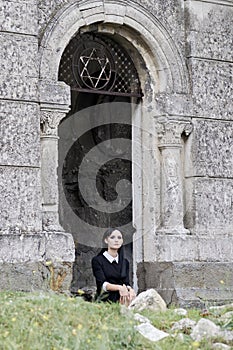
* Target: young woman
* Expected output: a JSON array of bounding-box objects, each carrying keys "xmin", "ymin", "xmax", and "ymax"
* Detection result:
[{"xmin": 92, "ymin": 228, "xmax": 136, "ymax": 304}]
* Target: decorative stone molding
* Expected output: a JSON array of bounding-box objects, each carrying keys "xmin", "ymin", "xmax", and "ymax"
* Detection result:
[
  {"xmin": 40, "ymin": 110, "xmax": 65, "ymax": 136},
  {"xmin": 157, "ymin": 120, "xmax": 193, "ymax": 147},
  {"xmin": 40, "ymin": 104, "xmax": 70, "ymax": 232},
  {"xmin": 39, "ymin": 1, "xmax": 189, "ymax": 94}
]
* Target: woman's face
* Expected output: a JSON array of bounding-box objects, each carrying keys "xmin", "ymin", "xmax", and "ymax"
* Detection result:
[{"xmin": 105, "ymin": 230, "xmax": 123, "ymax": 250}]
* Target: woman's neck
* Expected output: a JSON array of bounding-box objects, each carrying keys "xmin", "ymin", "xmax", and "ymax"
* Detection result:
[{"xmin": 107, "ymin": 248, "xmax": 118, "ymax": 258}]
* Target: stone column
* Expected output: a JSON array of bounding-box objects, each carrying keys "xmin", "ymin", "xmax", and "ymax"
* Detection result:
[
  {"xmin": 157, "ymin": 119, "xmax": 192, "ymax": 234},
  {"xmin": 40, "ymin": 106, "xmax": 69, "ymax": 231}
]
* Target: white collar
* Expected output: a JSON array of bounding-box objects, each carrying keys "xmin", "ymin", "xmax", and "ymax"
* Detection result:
[{"xmin": 103, "ymin": 251, "xmax": 119, "ymax": 263}]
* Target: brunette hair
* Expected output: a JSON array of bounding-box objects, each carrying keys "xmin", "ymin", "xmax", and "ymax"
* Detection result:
[{"xmin": 101, "ymin": 227, "xmax": 123, "ymax": 248}]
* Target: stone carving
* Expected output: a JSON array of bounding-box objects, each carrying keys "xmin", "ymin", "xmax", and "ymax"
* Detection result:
[
  {"xmin": 157, "ymin": 120, "xmax": 193, "ymax": 146},
  {"xmin": 40, "ymin": 110, "xmax": 65, "ymax": 136},
  {"xmin": 156, "ymin": 119, "xmax": 192, "ymax": 234},
  {"xmin": 40, "ymin": 108, "xmax": 67, "ymax": 232}
]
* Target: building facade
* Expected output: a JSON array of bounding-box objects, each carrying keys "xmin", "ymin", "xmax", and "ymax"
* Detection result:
[{"xmin": 0, "ymin": 0, "xmax": 232, "ymax": 306}]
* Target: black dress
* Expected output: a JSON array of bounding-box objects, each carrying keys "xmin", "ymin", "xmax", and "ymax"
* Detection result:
[{"xmin": 92, "ymin": 253, "xmax": 130, "ymax": 302}]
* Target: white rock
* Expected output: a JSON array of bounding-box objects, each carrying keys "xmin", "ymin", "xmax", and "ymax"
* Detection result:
[
  {"xmin": 129, "ymin": 289, "xmax": 167, "ymax": 312},
  {"xmin": 209, "ymin": 303, "xmax": 233, "ymax": 311},
  {"xmin": 190, "ymin": 318, "xmax": 221, "ymax": 341},
  {"xmin": 212, "ymin": 343, "xmax": 231, "ymax": 350},
  {"xmin": 171, "ymin": 318, "xmax": 196, "ymax": 331},
  {"xmin": 134, "ymin": 313, "xmax": 151, "ymax": 324},
  {"xmin": 135, "ymin": 323, "xmax": 169, "ymax": 342},
  {"xmin": 221, "ymin": 330, "xmax": 233, "ymax": 342},
  {"xmin": 173, "ymin": 308, "xmax": 187, "ymax": 316}
]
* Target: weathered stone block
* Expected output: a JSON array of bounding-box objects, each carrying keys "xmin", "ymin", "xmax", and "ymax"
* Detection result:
[
  {"xmin": 185, "ymin": 0, "xmax": 233, "ymax": 61},
  {"xmin": 0, "ymin": 234, "xmax": 45, "ymax": 263},
  {"xmin": 174, "ymin": 262, "xmax": 233, "ymax": 290},
  {"xmin": 45, "ymin": 232, "xmax": 75, "ymax": 262},
  {"xmin": 0, "ymin": 33, "xmax": 38, "ymax": 100},
  {"xmin": 0, "ymin": 262, "xmax": 50, "ymax": 291},
  {"xmin": 0, "ymin": 232, "xmax": 74, "ymax": 292},
  {"xmin": 0, "ymin": 0, "xmax": 38, "ymax": 35},
  {"xmin": 0, "ymin": 33, "xmax": 38, "ymax": 77},
  {"xmin": 190, "ymin": 59, "xmax": 232, "ymax": 119},
  {"xmin": 0, "ymin": 75, "xmax": 38, "ymax": 101},
  {"xmin": 0, "ymin": 261, "xmax": 73, "ymax": 292},
  {"xmin": 187, "ymin": 30, "xmax": 233, "ymax": 61},
  {"xmin": 0, "ymin": 232, "xmax": 74, "ymax": 263},
  {"xmin": 154, "ymin": 93, "xmax": 195, "ymax": 117},
  {"xmin": 186, "ymin": 178, "xmax": 233, "ymax": 235},
  {"xmin": 151, "ymin": 236, "xmax": 233, "ymax": 263},
  {"xmin": 138, "ymin": 262, "xmax": 233, "ymax": 306},
  {"xmin": 186, "ymin": 1, "xmax": 233, "ymax": 35},
  {"xmin": 39, "ymin": 80, "xmax": 70, "ymax": 106},
  {"xmin": 188, "ymin": 119, "xmax": 233, "ymax": 177},
  {"xmin": 0, "ymin": 101, "xmax": 40, "ymax": 167},
  {"xmin": 0, "ymin": 167, "xmax": 42, "ymax": 232}
]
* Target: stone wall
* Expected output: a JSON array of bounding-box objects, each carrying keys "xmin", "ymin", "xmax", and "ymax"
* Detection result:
[
  {"xmin": 0, "ymin": 0, "xmax": 74, "ymax": 291},
  {"xmin": 0, "ymin": 0, "xmax": 232, "ymax": 304},
  {"xmin": 0, "ymin": 0, "xmax": 40, "ymax": 233},
  {"xmin": 184, "ymin": 1, "xmax": 233, "ymax": 237}
]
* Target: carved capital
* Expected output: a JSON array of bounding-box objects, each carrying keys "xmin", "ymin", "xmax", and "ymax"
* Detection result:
[
  {"xmin": 157, "ymin": 120, "xmax": 193, "ymax": 147},
  {"xmin": 40, "ymin": 110, "xmax": 66, "ymax": 136}
]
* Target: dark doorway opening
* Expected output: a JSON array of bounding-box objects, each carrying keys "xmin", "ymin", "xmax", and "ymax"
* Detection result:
[{"xmin": 58, "ymin": 32, "xmax": 141, "ymax": 291}]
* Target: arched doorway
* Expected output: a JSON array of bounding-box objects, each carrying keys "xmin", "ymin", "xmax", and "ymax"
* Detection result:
[{"xmin": 57, "ymin": 32, "xmax": 142, "ymax": 291}]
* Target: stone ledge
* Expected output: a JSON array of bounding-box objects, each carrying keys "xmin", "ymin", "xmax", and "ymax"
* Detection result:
[
  {"xmin": 151, "ymin": 235, "xmax": 233, "ymax": 262},
  {"xmin": 0, "ymin": 232, "xmax": 75, "ymax": 263}
]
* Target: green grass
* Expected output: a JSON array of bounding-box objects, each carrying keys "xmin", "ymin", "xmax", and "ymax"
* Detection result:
[{"xmin": 0, "ymin": 292, "xmax": 232, "ymax": 350}]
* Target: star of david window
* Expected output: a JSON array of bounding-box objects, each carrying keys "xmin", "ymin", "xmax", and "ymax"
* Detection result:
[{"xmin": 59, "ymin": 33, "xmax": 142, "ymax": 98}]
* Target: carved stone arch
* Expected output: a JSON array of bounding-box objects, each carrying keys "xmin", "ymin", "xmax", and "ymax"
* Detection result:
[
  {"xmin": 38, "ymin": 0, "xmax": 192, "ymax": 291},
  {"xmin": 39, "ymin": 0, "xmax": 189, "ymax": 94}
]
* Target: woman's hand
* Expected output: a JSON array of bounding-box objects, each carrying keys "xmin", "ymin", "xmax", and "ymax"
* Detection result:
[
  {"xmin": 128, "ymin": 287, "xmax": 136, "ymax": 303},
  {"xmin": 119, "ymin": 284, "xmax": 130, "ymax": 306}
]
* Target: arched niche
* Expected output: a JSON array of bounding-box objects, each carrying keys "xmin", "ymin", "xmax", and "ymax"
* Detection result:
[{"xmin": 39, "ymin": 0, "xmax": 190, "ymax": 291}]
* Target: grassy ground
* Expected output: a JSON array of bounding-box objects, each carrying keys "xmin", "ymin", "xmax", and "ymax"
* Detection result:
[{"xmin": 0, "ymin": 292, "xmax": 232, "ymax": 350}]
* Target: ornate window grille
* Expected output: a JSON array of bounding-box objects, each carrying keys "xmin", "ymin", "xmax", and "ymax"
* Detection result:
[{"xmin": 59, "ymin": 33, "xmax": 142, "ymax": 98}]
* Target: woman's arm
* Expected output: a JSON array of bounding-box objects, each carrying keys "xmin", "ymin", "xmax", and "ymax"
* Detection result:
[
  {"xmin": 105, "ymin": 282, "xmax": 128, "ymax": 296},
  {"xmin": 106, "ymin": 283, "xmax": 129, "ymax": 305},
  {"xmin": 92, "ymin": 257, "xmax": 107, "ymax": 288}
]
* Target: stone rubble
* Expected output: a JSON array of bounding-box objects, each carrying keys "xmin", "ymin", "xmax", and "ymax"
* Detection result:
[
  {"xmin": 129, "ymin": 290, "xmax": 233, "ymax": 346},
  {"xmin": 171, "ymin": 318, "xmax": 196, "ymax": 332}
]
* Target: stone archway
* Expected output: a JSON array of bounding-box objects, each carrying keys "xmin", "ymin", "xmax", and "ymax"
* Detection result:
[{"xmin": 39, "ymin": 0, "xmax": 191, "ymax": 292}]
